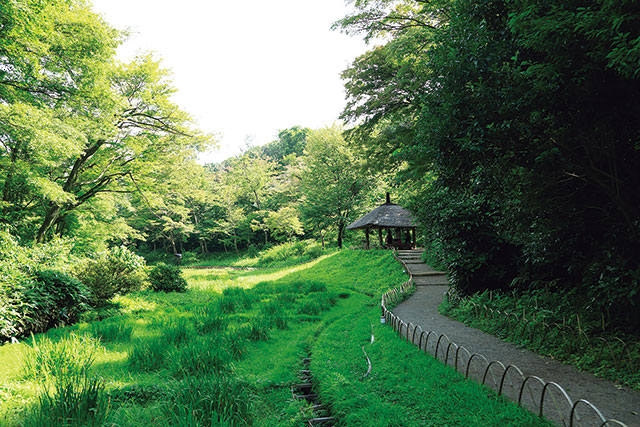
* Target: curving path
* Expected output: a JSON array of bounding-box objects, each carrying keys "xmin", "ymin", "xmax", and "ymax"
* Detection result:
[{"xmin": 392, "ymin": 250, "xmax": 640, "ymax": 426}]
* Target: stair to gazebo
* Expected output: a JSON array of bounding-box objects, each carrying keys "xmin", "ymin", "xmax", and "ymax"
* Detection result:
[{"xmin": 396, "ymin": 250, "xmax": 449, "ymax": 286}]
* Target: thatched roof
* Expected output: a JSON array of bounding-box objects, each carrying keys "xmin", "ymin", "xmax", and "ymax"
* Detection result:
[{"xmin": 347, "ymin": 201, "xmax": 418, "ymax": 230}]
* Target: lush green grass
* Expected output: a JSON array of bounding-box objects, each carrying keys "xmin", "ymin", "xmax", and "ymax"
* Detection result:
[{"xmin": 0, "ymin": 249, "xmax": 550, "ymax": 426}]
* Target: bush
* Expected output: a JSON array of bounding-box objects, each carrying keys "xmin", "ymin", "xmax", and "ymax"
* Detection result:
[
  {"xmin": 21, "ymin": 270, "xmax": 90, "ymax": 334},
  {"xmin": 149, "ymin": 263, "xmax": 187, "ymax": 293},
  {"xmin": 75, "ymin": 246, "xmax": 147, "ymax": 306},
  {"xmin": 1, "ymin": 231, "xmax": 81, "ymax": 341}
]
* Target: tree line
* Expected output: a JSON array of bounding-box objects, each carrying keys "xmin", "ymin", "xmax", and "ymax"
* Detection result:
[
  {"xmin": 0, "ymin": 0, "xmax": 385, "ymax": 256},
  {"xmin": 336, "ymin": 0, "xmax": 640, "ymax": 331}
]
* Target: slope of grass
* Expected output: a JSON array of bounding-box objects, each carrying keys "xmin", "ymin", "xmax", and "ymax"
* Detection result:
[{"xmin": 0, "ymin": 249, "xmax": 550, "ymax": 426}]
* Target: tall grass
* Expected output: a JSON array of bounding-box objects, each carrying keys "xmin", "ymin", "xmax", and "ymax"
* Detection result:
[
  {"xmin": 159, "ymin": 376, "xmax": 252, "ymax": 427},
  {"xmin": 89, "ymin": 317, "xmax": 133, "ymax": 343},
  {"xmin": 220, "ymin": 287, "xmax": 255, "ymax": 313},
  {"xmin": 169, "ymin": 336, "xmax": 232, "ymax": 377},
  {"xmin": 22, "ymin": 334, "xmax": 100, "ymax": 383},
  {"xmin": 22, "ymin": 376, "xmax": 110, "ymax": 427}
]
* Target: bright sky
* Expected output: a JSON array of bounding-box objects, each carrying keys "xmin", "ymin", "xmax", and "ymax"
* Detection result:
[{"xmin": 89, "ymin": 0, "xmax": 370, "ymax": 164}]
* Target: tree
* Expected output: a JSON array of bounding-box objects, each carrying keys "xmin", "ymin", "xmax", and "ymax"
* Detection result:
[
  {"xmin": 338, "ymin": 0, "xmax": 640, "ymax": 328},
  {"xmin": 299, "ymin": 126, "xmax": 372, "ymax": 248},
  {"xmin": 264, "ymin": 207, "xmax": 304, "ymax": 242},
  {"xmin": 263, "ymin": 126, "xmax": 309, "ymax": 164},
  {"xmin": 226, "ymin": 155, "xmax": 276, "ymax": 210}
]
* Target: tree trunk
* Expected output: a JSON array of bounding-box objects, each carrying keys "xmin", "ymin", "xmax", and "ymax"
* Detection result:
[
  {"xmin": 233, "ymin": 230, "xmax": 238, "ymax": 255},
  {"xmin": 35, "ymin": 140, "xmax": 104, "ymax": 243},
  {"xmin": 36, "ymin": 205, "xmax": 62, "ymax": 243},
  {"xmin": 337, "ymin": 221, "xmax": 344, "ymax": 249}
]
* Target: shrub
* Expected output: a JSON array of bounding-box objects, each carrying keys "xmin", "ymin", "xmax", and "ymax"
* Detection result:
[
  {"xmin": 0, "ymin": 231, "xmax": 81, "ymax": 341},
  {"xmin": 21, "ymin": 270, "xmax": 90, "ymax": 333},
  {"xmin": 75, "ymin": 246, "xmax": 147, "ymax": 306},
  {"xmin": 149, "ymin": 263, "xmax": 187, "ymax": 293}
]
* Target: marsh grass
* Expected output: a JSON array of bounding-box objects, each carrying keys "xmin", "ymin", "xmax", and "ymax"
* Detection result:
[
  {"xmin": 22, "ymin": 334, "xmax": 100, "ymax": 383},
  {"xmin": 89, "ymin": 318, "xmax": 133, "ymax": 343},
  {"xmin": 220, "ymin": 287, "xmax": 255, "ymax": 313},
  {"xmin": 160, "ymin": 376, "xmax": 252, "ymax": 427},
  {"xmin": 22, "ymin": 375, "xmax": 110, "ymax": 427},
  {"xmin": 128, "ymin": 337, "xmax": 167, "ymax": 372},
  {"xmin": 169, "ymin": 336, "xmax": 232, "ymax": 377},
  {"xmin": 195, "ymin": 304, "xmax": 229, "ymax": 334},
  {"xmin": 4, "ymin": 250, "xmax": 551, "ymax": 426}
]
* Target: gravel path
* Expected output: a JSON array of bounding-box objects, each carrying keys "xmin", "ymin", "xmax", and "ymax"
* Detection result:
[{"xmin": 392, "ymin": 263, "xmax": 640, "ymax": 426}]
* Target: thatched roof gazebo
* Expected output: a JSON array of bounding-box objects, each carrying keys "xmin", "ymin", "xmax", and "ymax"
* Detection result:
[{"xmin": 347, "ymin": 193, "xmax": 419, "ymax": 249}]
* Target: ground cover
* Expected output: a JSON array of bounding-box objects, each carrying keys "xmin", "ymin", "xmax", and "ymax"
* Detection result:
[{"xmin": 0, "ymin": 250, "xmax": 549, "ymax": 426}]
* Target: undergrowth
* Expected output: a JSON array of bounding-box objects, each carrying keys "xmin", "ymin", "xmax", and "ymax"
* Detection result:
[{"xmin": 440, "ymin": 289, "xmax": 640, "ymax": 390}]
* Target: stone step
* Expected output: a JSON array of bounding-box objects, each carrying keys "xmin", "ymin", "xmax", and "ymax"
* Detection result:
[
  {"xmin": 413, "ymin": 275, "xmax": 449, "ymax": 286},
  {"xmin": 410, "ymin": 271, "xmax": 447, "ymax": 277}
]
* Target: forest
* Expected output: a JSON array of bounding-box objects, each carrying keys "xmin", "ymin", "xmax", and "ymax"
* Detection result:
[{"xmin": 1, "ymin": 0, "xmax": 639, "ymax": 425}]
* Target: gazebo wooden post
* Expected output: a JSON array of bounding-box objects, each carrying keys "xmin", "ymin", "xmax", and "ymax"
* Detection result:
[
  {"xmin": 411, "ymin": 227, "xmax": 416, "ymax": 248},
  {"xmin": 365, "ymin": 228, "xmax": 370, "ymax": 249},
  {"xmin": 378, "ymin": 227, "xmax": 383, "ymax": 248}
]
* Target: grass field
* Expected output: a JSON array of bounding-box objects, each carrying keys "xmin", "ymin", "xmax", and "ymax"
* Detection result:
[{"xmin": 0, "ymin": 250, "xmax": 549, "ymax": 426}]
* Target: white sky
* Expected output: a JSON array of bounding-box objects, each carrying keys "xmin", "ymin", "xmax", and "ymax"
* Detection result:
[{"xmin": 89, "ymin": 0, "xmax": 370, "ymax": 164}]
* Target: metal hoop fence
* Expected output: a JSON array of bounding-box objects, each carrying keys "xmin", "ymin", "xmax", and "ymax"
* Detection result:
[{"xmin": 380, "ymin": 250, "xmax": 628, "ymax": 427}]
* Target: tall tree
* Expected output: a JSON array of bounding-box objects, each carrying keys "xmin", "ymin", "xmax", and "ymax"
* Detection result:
[{"xmin": 300, "ymin": 126, "xmax": 372, "ymax": 248}]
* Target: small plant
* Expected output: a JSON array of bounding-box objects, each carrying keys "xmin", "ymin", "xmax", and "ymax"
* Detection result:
[{"xmin": 149, "ymin": 263, "xmax": 187, "ymax": 293}]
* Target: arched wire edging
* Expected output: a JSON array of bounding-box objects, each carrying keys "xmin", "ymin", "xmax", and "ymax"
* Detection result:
[{"xmin": 380, "ymin": 249, "xmax": 629, "ymax": 427}]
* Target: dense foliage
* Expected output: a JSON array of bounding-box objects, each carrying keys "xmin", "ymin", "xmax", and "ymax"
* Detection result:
[
  {"xmin": 75, "ymin": 246, "xmax": 147, "ymax": 306},
  {"xmin": 148, "ymin": 263, "xmax": 187, "ymax": 293},
  {"xmin": 337, "ymin": 0, "xmax": 640, "ymax": 332}
]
